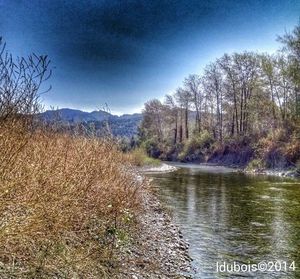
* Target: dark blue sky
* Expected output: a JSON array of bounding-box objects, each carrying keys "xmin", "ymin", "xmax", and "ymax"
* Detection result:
[{"xmin": 1, "ymin": 0, "xmax": 299, "ymax": 114}]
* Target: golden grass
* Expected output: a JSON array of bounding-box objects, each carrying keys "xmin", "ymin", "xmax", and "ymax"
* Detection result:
[{"xmin": 0, "ymin": 120, "xmax": 145, "ymax": 278}]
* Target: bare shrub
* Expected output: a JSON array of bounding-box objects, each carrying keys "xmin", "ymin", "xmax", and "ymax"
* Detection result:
[
  {"xmin": 0, "ymin": 37, "xmax": 51, "ymax": 123},
  {"xmin": 0, "ymin": 126, "xmax": 144, "ymax": 278},
  {"xmin": 0, "ymin": 38, "xmax": 146, "ymax": 278}
]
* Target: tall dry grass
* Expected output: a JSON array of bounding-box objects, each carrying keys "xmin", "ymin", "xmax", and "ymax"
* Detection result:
[{"xmin": 0, "ymin": 120, "xmax": 145, "ymax": 278}]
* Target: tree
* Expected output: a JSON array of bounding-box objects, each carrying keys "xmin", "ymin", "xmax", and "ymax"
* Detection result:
[
  {"xmin": 202, "ymin": 62, "xmax": 224, "ymax": 141},
  {"xmin": 278, "ymin": 23, "xmax": 300, "ymax": 118},
  {"xmin": 140, "ymin": 99, "xmax": 164, "ymax": 142},
  {"xmin": 260, "ymin": 54, "xmax": 278, "ymax": 123},
  {"xmin": 233, "ymin": 52, "xmax": 260, "ymax": 135},
  {"xmin": 164, "ymin": 94, "xmax": 179, "ymax": 144},
  {"xmin": 175, "ymin": 87, "xmax": 191, "ymax": 140},
  {"xmin": 218, "ymin": 54, "xmax": 239, "ymax": 136},
  {"xmin": 138, "ymin": 22, "xmax": 300, "ymax": 165},
  {"xmin": 183, "ymin": 74, "xmax": 202, "ymax": 132}
]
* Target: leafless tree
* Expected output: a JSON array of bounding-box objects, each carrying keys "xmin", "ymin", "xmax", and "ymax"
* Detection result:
[
  {"xmin": 183, "ymin": 74, "xmax": 202, "ymax": 132},
  {"xmin": 175, "ymin": 87, "xmax": 191, "ymax": 140},
  {"xmin": 203, "ymin": 62, "xmax": 224, "ymax": 141}
]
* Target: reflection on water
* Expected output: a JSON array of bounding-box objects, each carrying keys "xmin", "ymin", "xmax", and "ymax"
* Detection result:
[{"xmin": 148, "ymin": 164, "xmax": 300, "ymax": 279}]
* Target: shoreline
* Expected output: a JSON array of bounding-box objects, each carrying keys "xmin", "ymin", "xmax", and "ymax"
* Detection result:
[
  {"xmin": 116, "ymin": 190, "xmax": 192, "ymax": 279},
  {"xmin": 244, "ymin": 168, "xmax": 300, "ymax": 178},
  {"xmin": 142, "ymin": 160, "xmax": 300, "ymax": 179},
  {"xmin": 119, "ymin": 161, "xmax": 299, "ymax": 277},
  {"xmin": 113, "ymin": 165, "xmax": 192, "ymax": 278},
  {"xmin": 139, "ymin": 163, "xmax": 178, "ymax": 173},
  {"xmin": 118, "ymin": 160, "xmax": 299, "ymax": 277}
]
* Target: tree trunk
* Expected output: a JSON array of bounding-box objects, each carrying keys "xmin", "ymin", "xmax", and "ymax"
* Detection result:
[
  {"xmin": 231, "ymin": 113, "xmax": 235, "ymax": 136},
  {"xmin": 232, "ymin": 82, "xmax": 239, "ymax": 136},
  {"xmin": 179, "ymin": 107, "xmax": 183, "ymax": 142},
  {"xmin": 240, "ymin": 88, "xmax": 244, "ymax": 134},
  {"xmin": 174, "ymin": 110, "xmax": 178, "ymax": 144},
  {"xmin": 185, "ymin": 106, "xmax": 189, "ymax": 139}
]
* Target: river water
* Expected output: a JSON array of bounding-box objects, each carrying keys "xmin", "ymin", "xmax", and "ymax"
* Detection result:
[{"xmin": 147, "ymin": 163, "xmax": 300, "ymax": 279}]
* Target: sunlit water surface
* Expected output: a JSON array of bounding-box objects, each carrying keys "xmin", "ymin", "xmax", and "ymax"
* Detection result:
[{"xmin": 147, "ymin": 163, "xmax": 300, "ymax": 279}]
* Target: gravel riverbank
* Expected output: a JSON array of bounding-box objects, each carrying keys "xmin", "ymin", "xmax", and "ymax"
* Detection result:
[
  {"xmin": 244, "ymin": 168, "xmax": 300, "ymax": 178},
  {"xmin": 116, "ymin": 190, "xmax": 192, "ymax": 279},
  {"xmin": 115, "ymin": 162, "xmax": 299, "ymax": 278},
  {"xmin": 140, "ymin": 163, "xmax": 178, "ymax": 173}
]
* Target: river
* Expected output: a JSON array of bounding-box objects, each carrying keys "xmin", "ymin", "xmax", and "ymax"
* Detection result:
[{"xmin": 147, "ymin": 163, "xmax": 300, "ymax": 279}]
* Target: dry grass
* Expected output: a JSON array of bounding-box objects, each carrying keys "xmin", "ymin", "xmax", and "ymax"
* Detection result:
[{"xmin": 0, "ymin": 120, "xmax": 145, "ymax": 278}]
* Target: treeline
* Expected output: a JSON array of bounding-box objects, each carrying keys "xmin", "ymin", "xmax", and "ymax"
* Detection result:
[{"xmin": 139, "ymin": 24, "xmax": 300, "ymax": 169}]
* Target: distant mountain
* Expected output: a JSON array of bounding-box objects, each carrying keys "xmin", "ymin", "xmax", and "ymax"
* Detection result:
[
  {"xmin": 39, "ymin": 108, "xmax": 112, "ymax": 123},
  {"xmin": 38, "ymin": 108, "xmax": 142, "ymax": 137}
]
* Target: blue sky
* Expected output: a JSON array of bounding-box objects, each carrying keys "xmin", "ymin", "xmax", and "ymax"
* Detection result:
[{"xmin": 1, "ymin": 0, "xmax": 299, "ymax": 114}]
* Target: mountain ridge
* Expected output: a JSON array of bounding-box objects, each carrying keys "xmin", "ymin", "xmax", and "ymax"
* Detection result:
[{"xmin": 38, "ymin": 108, "xmax": 142, "ymax": 137}]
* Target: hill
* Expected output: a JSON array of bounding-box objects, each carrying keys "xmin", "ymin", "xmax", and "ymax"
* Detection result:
[{"xmin": 38, "ymin": 108, "xmax": 142, "ymax": 137}]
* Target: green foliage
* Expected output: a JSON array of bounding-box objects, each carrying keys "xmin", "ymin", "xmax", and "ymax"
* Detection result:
[
  {"xmin": 246, "ymin": 159, "xmax": 266, "ymax": 171},
  {"xmin": 178, "ymin": 130, "xmax": 214, "ymax": 160},
  {"xmin": 128, "ymin": 147, "xmax": 161, "ymax": 166},
  {"xmin": 140, "ymin": 137, "xmax": 162, "ymax": 158},
  {"xmin": 195, "ymin": 130, "xmax": 214, "ymax": 148}
]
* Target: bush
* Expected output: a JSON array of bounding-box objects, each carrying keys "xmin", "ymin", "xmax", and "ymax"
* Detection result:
[
  {"xmin": 0, "ymin": 121, "xmax": 144, "ymax": 278},
  {"xmin": 178, "ymin": 130, "xmax": 214, "ymax": 161},
  {"xmin": 252, "ymin": 129, "xmax": 298, "ymax": 169},
  {"xmin": 140, "ymin": 138, "xmax": 162, "ymax": 158},
  {"xmin": 246, "ymin": 159, "xmax": 266, "ymax": 171},
  {"xmin": 283, "ymin": 137, "xmax": 300, "ymax": 163},
  {"xmin": 127, "ymin": 147, "xmax": 161, "ymax": 166}
]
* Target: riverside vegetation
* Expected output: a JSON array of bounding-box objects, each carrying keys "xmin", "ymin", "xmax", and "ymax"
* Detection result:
[
  {"xmin": 138, "ymin": 23, "xmax": 300, "ymax": 176},
  {"xmin": 1, "ymin": 120, "xmax": 144, "ymax": 278},
  {"xmin": 0, "ymin": 39, "xmax": 139, "ymax": 277},
  {"xmin": 0, "ymin": 39, "xmax": 190, "ymax": 278}
]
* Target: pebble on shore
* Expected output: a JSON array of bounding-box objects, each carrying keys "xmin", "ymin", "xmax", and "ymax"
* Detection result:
[{"xmin": 116, "ymin": 191, "xmax": 192, "ymax": 279}]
